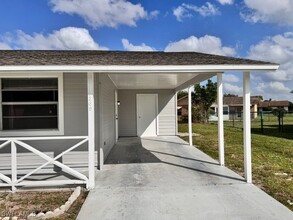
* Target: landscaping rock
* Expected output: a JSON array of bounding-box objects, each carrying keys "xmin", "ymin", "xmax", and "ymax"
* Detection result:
[
  {"xmin": 53, "ymin": 208, "xmax": 62, "ymax": 216},
  {"xmin": 27, "ymin": 213, "xmax": 36, "ymax": 220},
  {"xmin": 44, "ymin": 211, "xmax": 54, "ymax": 219},
  {"xmin": 274, "ymin": 172, "xmax": 288, "ymax": 176},
  {"xmin": 26, "ymin": 186, "xmax": 82, "ymax": 219},
  {"xmin": 36, "ymin": 212, "xmax": 46, "ymax": 218}
]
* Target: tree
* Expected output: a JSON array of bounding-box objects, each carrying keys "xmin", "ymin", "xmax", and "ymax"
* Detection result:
[
  {"xmin": 193, "ymin": 80, "xmax": 217, "ymax": 123},
  {"xmin": 177, "ymin": 91, "xmax": 188, "ymax": 99}
]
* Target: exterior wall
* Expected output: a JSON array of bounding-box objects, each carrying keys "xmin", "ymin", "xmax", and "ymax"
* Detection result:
[
  {"xmin": 118, "ymin": 89, "xmax": 176, "ymax": 136},
  {"xmin": 210, "ymin": 105, "xmax": 230, "ymax": 121},
  {"xmin": 0, "ymin": 73, "xmax": 97, "ymax": 173},
  {"xmin": 99, "ymin": 74, "xmax": 116, "ymax": 160},
  {"xmin": 64, "ymin": 73, "xmax": 88, "ymax": 136}
]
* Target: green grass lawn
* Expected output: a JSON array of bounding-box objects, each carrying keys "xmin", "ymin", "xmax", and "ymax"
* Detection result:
[{"xmin": 178, "ymin": 123, "xmax": 293, "ymax": 211}]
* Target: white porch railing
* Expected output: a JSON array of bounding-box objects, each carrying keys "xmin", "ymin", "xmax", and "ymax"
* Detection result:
[{"xmin": 0, "ymin": 136, "xmax": 92, "ymax": 191}]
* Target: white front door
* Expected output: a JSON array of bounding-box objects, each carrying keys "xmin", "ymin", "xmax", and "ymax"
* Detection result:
[{"xmin": 136, "ymin": 94, "xmax": 158, "ymax": 137}]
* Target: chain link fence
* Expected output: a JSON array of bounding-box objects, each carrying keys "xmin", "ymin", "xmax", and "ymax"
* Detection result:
[{"xmin": 209, "ymin": 111, "xmax": 293, "ymax": 135}]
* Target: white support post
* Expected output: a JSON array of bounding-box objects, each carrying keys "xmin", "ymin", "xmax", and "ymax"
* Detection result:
[
  {"xmin": 243, "ymin": 72, "xmax": 252, "ymax": 183},
  {"xmin": 98, "ymin": 76, "xmax": 104, "ymax": 170},
  {"xmin": 175, "ymin": 91, "xmax": 178, "ymax": 136},
  {"xmin": 188, "ymin": 86, "xmax": 193, "ymax": 146},
  {"xmin": 87, "ymin": 72, "xmax": 95, "ymax": 189},
  {"xmin": 217, "ymin": 73, "xmax": 224, "ymax": 166},
  {"xmin": 11, "ymin": 141, "xmax": 17, "ymax": 192}
]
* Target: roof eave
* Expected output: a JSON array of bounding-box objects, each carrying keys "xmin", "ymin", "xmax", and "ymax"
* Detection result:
[{"xmin": 0, "ymin": 64, "xmax": 279, "ymax": 73}]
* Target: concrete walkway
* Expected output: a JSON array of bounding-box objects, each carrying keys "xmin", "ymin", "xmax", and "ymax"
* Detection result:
[{"xmin": 77, "ymin": 136, "xmax": 293, "ymax": 220}]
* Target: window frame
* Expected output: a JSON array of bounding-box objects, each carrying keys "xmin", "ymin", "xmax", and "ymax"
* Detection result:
[{"xmin": 0, "ymin": 73, "xmax": 64, "ymax": 136}]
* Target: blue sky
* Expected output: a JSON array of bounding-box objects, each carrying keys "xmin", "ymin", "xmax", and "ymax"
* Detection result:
[{"xmin": 0, "ymin": 0, "xmax": 292, "ymax": 101}]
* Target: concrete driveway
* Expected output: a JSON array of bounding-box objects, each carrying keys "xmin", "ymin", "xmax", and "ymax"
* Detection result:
[{"xmin": 77, "ymin": 136, "xmax": 293, "ymax": 220}]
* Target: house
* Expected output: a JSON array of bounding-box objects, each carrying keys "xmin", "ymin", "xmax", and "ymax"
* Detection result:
[
  {"xmin": 211, "ymin": 96, "xmax": 262, "ymax": 120},
  {"xmin": 177, "ymin": 95, "xmax": 188, "ymax": 120},
  {"xmin": 0, "ymin": 50, "xmax": 278, "ymax": 191},
  {"xmin": 258, "ymin": 100, "xmax": 290, "ymax": 111},
  {"xmin": 178, "ymin": 95, "xmax": 261, "ymax": 121}
]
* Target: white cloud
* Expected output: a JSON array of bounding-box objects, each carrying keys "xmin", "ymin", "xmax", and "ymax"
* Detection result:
[
  {"xmin": 223, "ymin": 83, "xmax": 242, "ymax": 94},
  {"xmin": 255, "ymin": 82, "xmax": 291, "ymax": 101},
  {"xmin": 173, "ymin": 5, "xmax": 192, "ymax": 22},
  {"xmin": 217, "ymin": 0, "xmax": 234, "ymax": 5},
  {"xmin": 0, "ymin": 42, "xmax": 11, "ymax": 50},
  {"xmin": 122, "ymin": 39, "xmax": 155, "ymax": 51},
  {"xmin": 50, "ymin": 0, "xmax": 158, "ymax": 28},
  {"xmin": 268, "ymin": 82, "xmax": 291, "ymax": 93},
  {"xmin": 148, "ymin": 10, "xmax": 160, "ymax": 20},
  {"xmin": 248, "ymin": 32, "xmax": 293, "ymax": 101},
  {"xmin": 223, "ymin": 74, "xmax": 239, "ymax": 82},
  {"xmin": 165, "ymin": 35, "xmax": 236, "ymax": 56},
  {"xmin": 248, "ymin": 32, "xmax": 293, "ymax": 82},
  {"xmin": 173, "ymin": 2, "xmax": 220, "ymax": 21},
  {"xmin": 0, "ymin": 27, "xmax": 107, "ymax": 50},
  {"xmin": 241, "ymin": 0, "xmax": 293, "ymax": 25},
  {"xmin": 256, "ymin": 82, "xmax": 291, "ymax": 94}
]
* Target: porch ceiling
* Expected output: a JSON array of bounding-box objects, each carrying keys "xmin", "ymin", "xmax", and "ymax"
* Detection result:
[{"xmin": 108, "ymin": 73, "xmax": 215, "ymax": 90}]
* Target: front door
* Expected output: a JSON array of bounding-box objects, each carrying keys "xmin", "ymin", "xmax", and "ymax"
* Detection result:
[{"xmin": 136, "ymin": 94, "xmax": 158, "ymax": 137}]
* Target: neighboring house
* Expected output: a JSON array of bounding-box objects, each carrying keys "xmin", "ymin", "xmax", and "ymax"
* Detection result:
[
  {"xmin": 177, "ymin": 95, "xmax": 261, "ymax": 121},
  {"xmin": 177, "ymin": 95, "xmax": 188, "ymax": 120},
  {"xmin": 0, "ymin": 50, "xmax": 278, "ymax": 190},
  {"xmin": 211, "ymin": 96, "xmax": 262, "ymax": 120},
  {"xmin": 258, "ymin": 100, "xmax": 290, "ymax": 111}
]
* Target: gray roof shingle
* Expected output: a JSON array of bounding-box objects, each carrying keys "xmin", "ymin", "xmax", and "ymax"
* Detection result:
[{"xmin": 0, "ymin": 50, "xmax": 276, "ymax": 66}]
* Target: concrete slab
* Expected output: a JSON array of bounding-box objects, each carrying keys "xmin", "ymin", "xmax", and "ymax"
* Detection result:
[{"xmin": 77, "ymin": 136, "xmax": 293, "ymax": 220}]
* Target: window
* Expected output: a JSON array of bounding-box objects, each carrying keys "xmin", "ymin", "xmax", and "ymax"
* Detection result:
[
  {"xmin": 0, "ymin": 74, "xmax": 64, "ymax": 136},
  {"xmin": 223, "ymin": 107, "xmax": 229, "ymax": 115}
]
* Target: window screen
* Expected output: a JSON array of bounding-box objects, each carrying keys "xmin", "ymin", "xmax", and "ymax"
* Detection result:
[{"xmin": 1, "ymin": 78, "xmax": 58, "ymax": 130}]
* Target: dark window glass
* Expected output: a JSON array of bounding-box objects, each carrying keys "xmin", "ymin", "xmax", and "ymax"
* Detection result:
[
  {"xmin": 3, "ymin": 105, "xmax": 57, "ymax": 117},
  {"xmin": 2, "ymin": 91, "xmax": 58, "ymax": 102},
  {"xmin": 223, "ymin": 107, "xmax": 229, "ymax": 115},
  {"xmin": 3, "ymin": 117, "xmax": 58, "ymax": 130},
  {"xmin": 2, "ymin": 78, "xmax": 58, "ymax": 90},
  {"xmin": 1, "ymin": 78, "xmax": 59, "ymax": 131}
]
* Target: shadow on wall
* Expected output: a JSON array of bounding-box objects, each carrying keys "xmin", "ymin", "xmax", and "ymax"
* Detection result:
[{"xmin": 118, "ymin": 90, "xmax": 176, "ymax": 137}]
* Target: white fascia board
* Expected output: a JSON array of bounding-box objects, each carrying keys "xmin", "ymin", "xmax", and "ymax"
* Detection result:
[
  {"xmin": 0, "ymin": 64, "xmax": 279, "ymax": 73},
  {"xmin": 175, "ymin": 73, "xmax": 215, "ymax": 91}
]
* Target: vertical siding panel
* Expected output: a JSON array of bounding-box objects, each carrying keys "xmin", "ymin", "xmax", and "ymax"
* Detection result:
[
  {"xmin": 158, "ymin": 94, "xmax": 176, "ymax": 135},
  {"xmin": 100, "ymin": 75, "xmax": 116, "ymax": 160},
  {"xmin": 64, "ymin": 73, "xmax": 87, "ymax": 136},
  {"xmin": 118, "ymin": 90, "xmax": 176, "ymax": 136}
]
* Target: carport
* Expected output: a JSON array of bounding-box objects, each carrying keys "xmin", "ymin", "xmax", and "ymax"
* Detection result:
[
  {"xmin": 77, "ymin": 136, "xmax": 293, "ymax": 220},
  {"xmin": 107, "ymin": 59, "xmax": 278, "ymax": 184}
]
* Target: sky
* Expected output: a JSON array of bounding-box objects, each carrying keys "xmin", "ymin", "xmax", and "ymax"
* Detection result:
[{"xmin": 0, "ymin": 0, "xmax": 292, "ymax": 101}]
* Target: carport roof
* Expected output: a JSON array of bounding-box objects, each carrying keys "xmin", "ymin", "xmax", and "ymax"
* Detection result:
[{"xmin": 0, "ymin": 50, "xmax": 276, "ymax": 66}]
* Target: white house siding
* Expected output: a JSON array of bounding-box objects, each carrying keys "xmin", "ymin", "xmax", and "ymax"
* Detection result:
[
  {"xmin": 118, "ymin": 89, "xmax": 176, "ymax": 137},
  {"xmin": 0, "ymin": 73, "xmax": 97, "ymax": 176},
  {"xmin": 99, "ymin": 74, "xmax": 116, "ymax": 160},
  {"xmin": 64, "ymin": 73, "xmax": 88, "ymax": 136}
]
